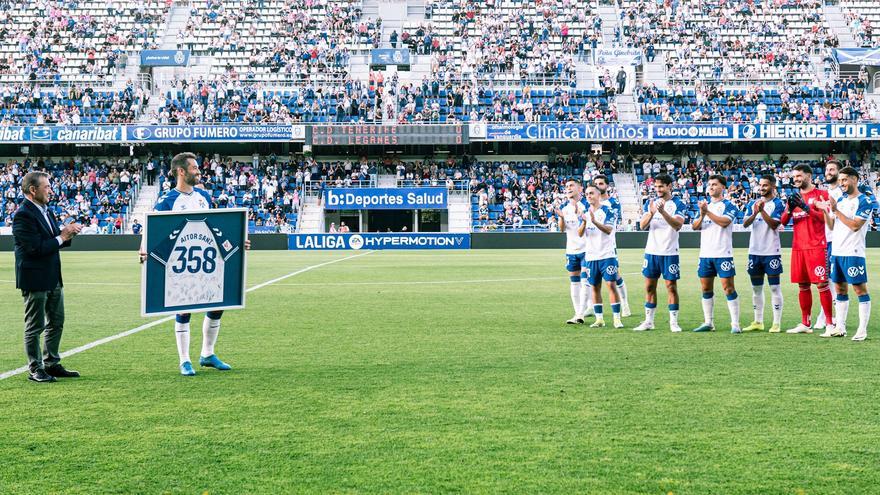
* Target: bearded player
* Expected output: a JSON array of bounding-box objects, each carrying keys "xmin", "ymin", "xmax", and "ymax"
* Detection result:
[
  {"xmin": 139, "ymin": 152, "xmax": 250, "ymax": 376},
  {"xmin": 813, "ymin": 159, "xmax": 844, "ymax": 330},
  {"xmin": 782, "ymin": 164, "xmax": 833, "ymax": 335}
]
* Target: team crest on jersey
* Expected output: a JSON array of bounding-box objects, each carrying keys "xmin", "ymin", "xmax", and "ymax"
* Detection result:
[
  {"xmin": 668, "ymin": 264, "xmax": 679, "ymax": 274},
  {"xmin": 720, "ymin": 261, "xmax": 734, "ymax": 271},
  {"xmin": 769, "ymin": 258, "xmax": 781, "ymax": 269},
  {"xmin": 848, "ymin": 266, "xmax": 866, "ymax": 277}
]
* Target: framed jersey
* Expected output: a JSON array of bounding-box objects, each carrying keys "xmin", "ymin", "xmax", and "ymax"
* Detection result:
[{"xmin": 141, "ymin": 208, "xmax": 248, "ymax": 316}]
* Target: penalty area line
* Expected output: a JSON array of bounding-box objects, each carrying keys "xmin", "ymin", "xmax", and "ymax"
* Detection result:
[{"xmin": 0, "ymin": 251, "xmax": 374, "ymax": 381}]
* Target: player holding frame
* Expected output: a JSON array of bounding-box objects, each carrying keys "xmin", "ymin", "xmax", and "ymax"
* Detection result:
[
  {"xmin": 741, "ymin": 175, "xmax": 785, "ymax": 333},
  {"xmin": 593, "ymin": 175, "xmax": 631, "ymax": 317},
  {"xmin": 691, "ymin": 174, "xmax": 742, "ymax": 333},
  {"xmin": 633, "ymin": 174, "xmax": 686, "ymax": 333},
  {"xmin": 781, "ymin": 164, "xmax": 834, "ymax": 335},
  {"xmin": 578, "ymin": 184, "xmax": 624, "ymax": 328},
  {"xmin": 817, "ymin": 166, "xmax": 872, "ymax": 341},
  {"xmin": 556, "ymin": 179, "xmax": 588, "ymax": 325},
  {"xmin": 138, "ymin": 152, "xmax": 250, "ymax": 376}
]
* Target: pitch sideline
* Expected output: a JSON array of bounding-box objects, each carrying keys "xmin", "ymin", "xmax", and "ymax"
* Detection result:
[{"xmin": 0, "ymin": 251, "xmax": 374, "ymax": 381}]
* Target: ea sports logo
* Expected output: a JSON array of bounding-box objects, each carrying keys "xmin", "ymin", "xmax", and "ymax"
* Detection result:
[
  {"xmin": 769, "ymin": 258, "xmax": 781, "ymax": 269},
  {"xmin": 668, "ymin": 264, "xmax": 679, "ymax": 274},
  {"xmin": 720, "ymin": 261, "xmax": 734, "ymax": 271},
  {"xmin": 348, "ymin": 234, "xmax": 364, "ymax": 250},
  {"xmin": 814, "ymin": 266, "xmax": 826, "ymax": 277},
  {"xmin": 605, "ymin": 265, "xmax": 617, "ymax": 275}
]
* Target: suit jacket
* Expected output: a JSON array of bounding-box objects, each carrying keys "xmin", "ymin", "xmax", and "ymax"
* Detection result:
[{"xmin": 12, "ymin": 199, "xmax": 71, "ymax": 292}]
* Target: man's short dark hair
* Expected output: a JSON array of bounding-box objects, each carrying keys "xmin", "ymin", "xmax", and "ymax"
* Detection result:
[
  {"xmin": 654, "ymin": 173, "xmax": 673, "ymax": 186},
  {"xmin": 708, "ymin": 174, "xmax": 727, "ymax": 188},
  {"xmin": 826, "ymin": 159, "xmax": 841, "ymax": 168},
  {"xmin": 170, "ymin": 152, "xmax": 197, "ymax": 179},
  {"xmin": 793, "ymin": 164, "xmax": 813, "ymax": 175},
  {"xmin": 839, "ymin": 166, "xmax": 860, "ymax": 179},
  {"xmin": 760, "ymin": 174, "xmax": 777, "ymax": 186},
  {"xmin": 565, "ymin": 178, "xmax": 582, "ymax": 186},
  {"xmin": 593, "ymin": 174, "xmax": 609, "ymax": 184},
  {"xmin": 21, "ymin": 171, "xmax": 48, "ymax": 195}
]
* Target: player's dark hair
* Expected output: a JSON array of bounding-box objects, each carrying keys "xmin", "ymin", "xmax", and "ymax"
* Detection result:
[
  {"xmin": 565, "ymin": 178, "xmax": 582, "ymax": 186},
  {"xmin": 593, "ymin": 174, "xmax": 608, "ymax": 185},
  {"xmin": 839, "ymin": 166, "xmax": 860, "ymax": 179},
  {"xmin": 826, "ymin": 159, "xmax": 841, "ymax": 169},
  {"xmin": 708, "ymin": 174, "xmax": 727, "ymax": 187},
  {"xmin": 170, "ymin": 152, "xmax": 197, "ymax": 179},
  {"xmin": 21, "ymin": 171, "xmax": 49, "ymax": 195},
  {"xmin": 760, "ymin": 174, "xmax": 777, "ymax": 186},
  {"xmin": 654, "ymin": 173, "xmax": 673, "ymax": 186},
  {"xmin": 792, "ymin": 164, "xmax": 813, "ymax": 175}
]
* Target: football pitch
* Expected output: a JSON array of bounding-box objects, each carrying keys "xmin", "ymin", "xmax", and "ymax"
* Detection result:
[{"xmin": 1, "ymin": 248, "xmax": 879, "ymax": 494}]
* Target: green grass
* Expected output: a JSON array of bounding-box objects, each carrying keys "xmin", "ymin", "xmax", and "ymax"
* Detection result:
[{"xmin": 0, "ymin": 249, "xmax": 878, "ymax": 494}]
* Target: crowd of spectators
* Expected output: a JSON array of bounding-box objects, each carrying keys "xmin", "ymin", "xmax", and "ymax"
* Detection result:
[
  {"xmin": 843, "ymin": 6, "xmax": 878, "ymax": 48},
  {"xmin": 638, "ymin": 77, "xmax": 877, "ymax": 123},
  {"xmin": 420, "ymin": 0, "xmax": 601, "ymax": 85},
  {"xmin": 618, "ymin": 0, "xmax": 837, "ymax": 83},
  {"xmin": 0, "ymin": 81, "xmax": 147, "ymax": 124},
  {"xmin": 0, "ymin": 155, "xmax": 140, "ymax": 233},
  {"xmin": 0, "ymin": 0, "xmax": 167, "ymax": 82},
  {"xmin": 394, "ymin": 75, "xmax": 617, "ymax": 123},
  {"xmin": 186, "ymin": 0, "xmax": 363, "ymax": 83},
  {"xmin": 150, "ymin": 76, "xmax": 382, "ymax": 124}
]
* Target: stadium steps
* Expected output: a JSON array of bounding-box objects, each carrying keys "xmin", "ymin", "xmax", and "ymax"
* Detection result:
[
  {"xmin": 596, "ymin": 5, "xmax": 620, "ymax": 46},
  {"xmin": 128, "ymin": 185, "xmax": 160, "ymax": 234},
  {"xmin": 298, "ymin": 196, "xmax": 324, "ymax": 233},
  {"xmin": 447, "ymin": 194, "xmax": 472, "ymax": 233},
  {"xmin": 575, "ymin": 62, "xmax": 597, "ymax": 89},
  {"xmin": 823, "ymin": 4, "xmax": 859, "ymax": 48},
  {"xmin": 642, "ymin": 53, "xmax": 669, "ymax": 90},
  {"xmin": 160, "ymin": 3, "xmax": 192, "ymax": 50},
  {"xmin": 617, "ymin": 95, "xmax": 639, "ymax": 123},
  {"xmin": 612, "ymin": 173, "xmax": 642, "ymax": 228}
]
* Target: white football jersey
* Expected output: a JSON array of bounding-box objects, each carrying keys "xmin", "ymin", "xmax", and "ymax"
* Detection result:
[
  {"xmin": 745, "ymin": 197, "xmax": 784, "ymax": 256},
  {"xmin": 644, "ymin": 197, "xmax": 687, "ymax": 256},
  {"xmin": 155, "ymin": 188, "xmax": 213, "ymax": 212},
  {"xmin": 698, "ymin": 199, "xmax": 738, "ymax": 258},
  {"xmin": 149, "ymin": 219, "xmax": 239, "ymax": 308},
  {"xmin": 831, "ymin": 192, "xmax": 872, "ymax": 257},
  {"xmin": 825, "ymin": 185, "xmax": 843, "ymax": 241},
  {"xmin": 583, "ymin": 205, "xmax": 617, "ymax": 261},
  {"xmin": 562, "ymin": 199, "xmax": 586, "ymax": 255}
]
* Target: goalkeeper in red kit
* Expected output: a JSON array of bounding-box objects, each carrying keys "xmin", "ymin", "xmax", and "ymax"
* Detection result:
[{"xmin": 781, "ymin": 164, "xmax": 834, "ymax": 334}]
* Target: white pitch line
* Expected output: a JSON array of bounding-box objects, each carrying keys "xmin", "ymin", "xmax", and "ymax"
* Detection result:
[{"xmin": 0, "ymin": 251, "xmax": 374, "ymax": 381}]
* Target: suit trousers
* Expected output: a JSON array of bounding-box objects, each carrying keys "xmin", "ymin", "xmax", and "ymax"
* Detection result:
[{"xmin": 22, "ymin": 283, "xmax": 65, "ymax": 372}]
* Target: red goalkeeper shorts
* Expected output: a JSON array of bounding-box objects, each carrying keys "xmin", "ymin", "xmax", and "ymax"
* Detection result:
[{"xmin": 790, "ymin": 248, "xmax": 828, "ymax": 284}]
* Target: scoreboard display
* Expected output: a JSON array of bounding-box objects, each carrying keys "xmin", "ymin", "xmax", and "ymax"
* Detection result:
[{"xmin": 310, "ymin": 124, "xmax": 468, "ymax": 146}]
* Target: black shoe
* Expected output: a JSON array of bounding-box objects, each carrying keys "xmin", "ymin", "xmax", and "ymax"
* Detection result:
[
  {"xmin": 45, "ymin": 364, "xmax": 80, "ymax": 378},
  {"xmin": 28, "ymin": 369, "xmax": 57, "ymax": 383}
]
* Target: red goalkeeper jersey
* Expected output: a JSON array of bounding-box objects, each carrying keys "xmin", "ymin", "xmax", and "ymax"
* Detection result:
[{"xmin": 781, "ymin": 187, "xmax": 829, "ymax": 251}]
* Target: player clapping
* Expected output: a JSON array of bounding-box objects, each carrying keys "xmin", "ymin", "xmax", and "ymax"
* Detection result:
[
  {"xmin": 741, "ymin": 175, "xmax": 785, "ymax": 333},
  {"xmin": 578, "ymin": 185, "xmax": 624, "ymax": 329}
]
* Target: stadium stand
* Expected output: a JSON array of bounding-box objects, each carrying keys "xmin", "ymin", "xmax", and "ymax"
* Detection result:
[
  {"xmin": 0, "ymin": 156, "xmax": 140, "ymax": 233},
  {"xmin": 0, "ymin": 0, "xmax": 167, "ymax": 84},
  {"xmin": 409, "ymin": 0, "xmax": 602, "ymax": 86},
  {"xmin": 618, "ymin": 0, "xmax": 837, "ymax": 84},
  {"xmin": 637, "ymin": 80, "xmax": 877, "ymax": 122},
  {"xmin": 184, "ymin": 0, "xmax": 365, "ymax": 83},
  {"xmin": 0, "ymin": 82, "xmax": 148, "ymax": 124},
  {"xmin": 840, "ymin": 0, "xmax": 880, "ymax": 47}
]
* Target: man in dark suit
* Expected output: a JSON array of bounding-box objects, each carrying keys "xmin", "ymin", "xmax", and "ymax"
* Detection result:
[{"xmin": 13, "ymin": 171, "xmax": 83, "ymax": 383}]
